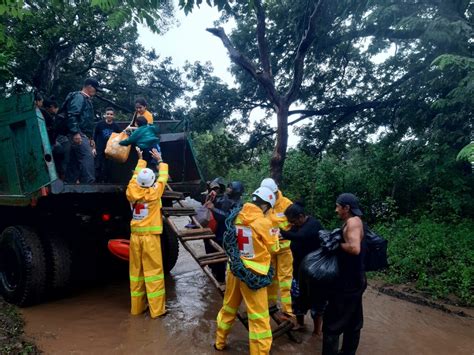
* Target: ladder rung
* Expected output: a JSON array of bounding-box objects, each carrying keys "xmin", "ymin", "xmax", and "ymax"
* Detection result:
[
  {"xmin": 272, "ymin": 321, "xmax": 294, "ymax": 339},
  {"xmin": 178, "ymin": 227, "xmax": 213, "ymax": 237},
  {"xmin": 162, "ymin": 207, "xmax": 196, "ymax": 216},
  {"xmin": 197, "ymin": 251, "xmax": 227, "ymax": 260},
  {"xmin": 199, "ymin": 257, "xmax": 228, "ymax": 266},
  {"xmin": 180, "ymin": 234, "xmax": 215, "ymax": 241},
  {"xmin": 162, "ymin": 191, "xmax": 184, "ymax": 200}
]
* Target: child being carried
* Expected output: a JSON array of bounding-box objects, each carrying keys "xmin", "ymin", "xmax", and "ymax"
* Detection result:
[{"xmin": 120, "ymin": 116, "xmax": 161, "ymax": 170}]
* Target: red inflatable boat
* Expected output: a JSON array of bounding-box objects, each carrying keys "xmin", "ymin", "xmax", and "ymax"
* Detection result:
[{"xmin": 108, "ymin": 239, "xmax": 130, "ymax": 261}]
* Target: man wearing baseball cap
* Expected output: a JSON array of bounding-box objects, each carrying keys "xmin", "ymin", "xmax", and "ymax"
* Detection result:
[
  {"xmin": 322, "ymin": 193, "xmax": 366, "ymax": 355},
  {"xmin": 60, "ymin": 77, "xmax": 102, "ymax": 183}
]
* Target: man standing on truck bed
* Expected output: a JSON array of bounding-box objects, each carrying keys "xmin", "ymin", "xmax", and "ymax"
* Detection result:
[{"xmin": 61, "ymin": 78, "xmax": 100, "ymax": 183}]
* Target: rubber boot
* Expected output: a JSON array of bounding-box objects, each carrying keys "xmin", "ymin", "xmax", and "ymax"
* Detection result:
[
  {"xmin": 340, "ymin": 330, "xmax": 360, "ymax": 355},
  {"xmin": 322, "ymin": 333, "xmax": 340, "ymax": 355}
]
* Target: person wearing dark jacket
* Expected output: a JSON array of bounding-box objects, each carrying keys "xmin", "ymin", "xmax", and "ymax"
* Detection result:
[
  {"xmin": 93, "ymin": 107, "xmax": 121, "ymax": 182},
  {"xmin": 120, "ymin": 116, "xmax": 161, "ymax": 171},
  {"xmin": 281, "ymin": 201, "xmax": 325, "ymax": 335},
  {"xmin": 40, "ymin": 96, "xmax": 60, "ymax": 144},
  {"xmin": 61, "ymin": 78, "xmax": 100, "ymax": 183},
  {"xmin": 205, "ymin": 181, "xmax": 244, "ymax": 282}
]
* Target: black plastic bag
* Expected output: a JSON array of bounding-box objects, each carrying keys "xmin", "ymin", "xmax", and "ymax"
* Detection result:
[
  {"xmin": 300, "ymin": 248, "xmax": 339, "ymax": 286},
  {"xmin": 364, "ymin": 228, "xmax": 388, "ymax": 272},
  {"xmin": 318, "ymin": 228, "xmax": 342, "ymax": 251}
]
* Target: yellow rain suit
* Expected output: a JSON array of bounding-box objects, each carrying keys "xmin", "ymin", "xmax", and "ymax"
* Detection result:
[
  {"xmin": 267, "ymin": 190, "xmax": 294, "ymax": 314},
  {"xmin": 126, "ymin": 159, "xmax": 168, "ymax": 318},
  {"xmin": 215, "ymin": 203, "xmax": 280, "ymax": 354}
]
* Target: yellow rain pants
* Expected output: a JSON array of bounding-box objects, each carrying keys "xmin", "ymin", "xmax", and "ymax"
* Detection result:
[
  {"xmin": 126, "ymin": 159, "xmax": 168, "ymax": 318},
  {"xmin": 267, "ymin": 248, "xmax": 294, "ymax": 314},
  {"xmin": 215, "ymin": 271, "xmax": 272, "ymax": 355},
  {"xmin": 129, "ymin": 233, "xmax": 166, "ymax": 318}
]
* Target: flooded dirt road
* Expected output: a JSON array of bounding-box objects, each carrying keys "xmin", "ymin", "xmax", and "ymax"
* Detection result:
[{"xmin": 22, "ymin": 246, "xmax": 474, "ymax": 354}]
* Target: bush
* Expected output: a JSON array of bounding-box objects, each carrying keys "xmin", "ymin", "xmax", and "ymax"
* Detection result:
[{"xmin": 375, "ymin": 218, "xmax": 474, "ymax": 305}]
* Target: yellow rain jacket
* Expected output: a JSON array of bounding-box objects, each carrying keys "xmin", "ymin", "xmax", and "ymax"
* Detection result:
[
  {"xmin": 126, "ymin": 159, "xmax": 168, "ymax": 235},
  {"xmin": 126, "ymin": 159, "xmax": 169, "ymax": 318},
  {"xmin": 235, "ymin": 203, "xmax": 280, "ymax": 275},
  {"xmin": 267, "ymin": 190, "xmax": 294, "ymax": 314},
  {"xmin": 268, "ymin": 191, "xmax": 293, "ymax": 249},
  {"xmin": 215, "ymin": 202, "xmax": 279, "ymax": 354}
]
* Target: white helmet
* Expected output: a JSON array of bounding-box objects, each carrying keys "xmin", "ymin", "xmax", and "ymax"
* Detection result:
[
  {"xmin": 260, "ymin": 178, "xmax": 278, "ymax": 193},
  {"xmin": 137, "ymin": 168, "xmax": 156, "ymax": 187},
  {"xmin": 252, "ymin": 186, "xmax": 276, "ymax": 208}
]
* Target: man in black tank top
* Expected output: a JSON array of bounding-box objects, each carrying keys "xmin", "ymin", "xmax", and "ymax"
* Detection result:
[{"xmin": 322, "ymin": 193, "xmax": 367, "ymax": 355}]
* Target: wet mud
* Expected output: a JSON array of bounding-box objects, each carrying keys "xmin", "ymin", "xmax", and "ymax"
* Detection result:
[{"xmin": 22, "ymin": 247, "xmax": 474, "ymax": 354}]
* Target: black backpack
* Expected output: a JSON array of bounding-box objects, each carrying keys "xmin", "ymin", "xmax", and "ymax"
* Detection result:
[{"xmin": 363, "ymin": 225, "xmax": 389, "ymax": 272}]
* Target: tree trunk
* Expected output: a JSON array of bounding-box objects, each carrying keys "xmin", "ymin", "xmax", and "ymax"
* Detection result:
[
  {"xmin": 33, "ymin": 44, "xmax": 74, "ymax": 93},
  {"xmin": 270, "ymin": 102, "xmax": 289, "ymax": 184}
]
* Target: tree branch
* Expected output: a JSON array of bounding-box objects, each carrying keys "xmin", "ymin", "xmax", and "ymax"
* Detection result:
[
  {"xmin": 285, "ymin": 0, "xmax": 324, "ymax": 103},
  {"xmin": 206, "ymin": 27, "xmax": 280, "ymax": 106},
  {"xmin": 254, "ymin": 0, "xmax": 272, "ymax": 76}
]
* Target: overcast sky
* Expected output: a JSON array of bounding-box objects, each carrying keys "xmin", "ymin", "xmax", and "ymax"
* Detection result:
[
  {"xmin": 137, "ymin": 2, "xmax": 329, "ymax": 147},
  {"xmin": 138, "ymin": 3, "xmax": 234, "ymax": 84}
]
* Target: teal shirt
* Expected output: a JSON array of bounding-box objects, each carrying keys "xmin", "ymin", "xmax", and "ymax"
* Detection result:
[{"xmin": 119, "ymin": 125, "xmax": 160, "ymax": 149}]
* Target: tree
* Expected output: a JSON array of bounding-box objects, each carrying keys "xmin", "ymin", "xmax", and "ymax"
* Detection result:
[
  {"xmin": 179, "ymin": 0, "xmax": 472, "ymax": 184},
  {"xmin": 0, "ymin": 1, "xmax": 187, "ymax": 119}
]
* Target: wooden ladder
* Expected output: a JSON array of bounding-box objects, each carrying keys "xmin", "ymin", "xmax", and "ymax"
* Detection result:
[{"xmin": 163, "ymin": 185, "xmax": 300, "ymax": 343}]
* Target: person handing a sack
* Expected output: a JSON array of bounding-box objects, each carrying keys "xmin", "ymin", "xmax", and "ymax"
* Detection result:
[{"xmin": 120, "ymin": 116, "xmax": 161, "ymax": 171}]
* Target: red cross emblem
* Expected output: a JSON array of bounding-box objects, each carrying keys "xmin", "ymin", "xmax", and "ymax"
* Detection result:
[
  {"xmin": 134, "ymin": 203, "xmax": 146, "ymax": 214},
  {"xmin": 237, "ymin": 228, "xmax": 249, "ymax": 252}
]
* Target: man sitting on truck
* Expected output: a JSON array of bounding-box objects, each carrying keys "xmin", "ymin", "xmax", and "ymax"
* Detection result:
[
  {"xmin": 126, "ymin": 147, "xmax": 169, "ymax": 318},
  {"xmin": 60, "ymin": 78, "xmax": 101, "ymax": 184}
]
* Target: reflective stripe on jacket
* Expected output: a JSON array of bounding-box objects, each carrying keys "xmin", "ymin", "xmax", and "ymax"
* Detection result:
[
  {"xmin": 235, "ymin": 203, "xmax": 280, "ymax": 275},
  {"xmin": 268, "ymin": 190, "xmax": 293, "ymax": 249},
  {"xmin": 126, "ymin": 159, "xmax": 168, "ymax": 235}
]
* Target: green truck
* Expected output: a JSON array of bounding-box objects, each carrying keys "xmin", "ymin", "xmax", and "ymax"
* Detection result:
[{"xmin": 0, "ymin": 93, "xmax": 204, "ymax": 306}]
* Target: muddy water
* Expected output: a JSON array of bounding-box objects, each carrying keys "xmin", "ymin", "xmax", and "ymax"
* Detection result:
[{"xmin": 23, "ymin": 247, "xmax": 474, "ymax": 355}]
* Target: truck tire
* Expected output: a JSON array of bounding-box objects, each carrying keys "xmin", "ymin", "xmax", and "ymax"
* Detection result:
[
  {"xmin": 0, "ymin": 226, "xmax": 47, "ymax": 306},
  {"xmin": 43, "ymin": 234, "xmax": 72, "ymax": 295},
  {"xmin": 161, "ymin": 226, "xmax": 179, "ymax": 274}
]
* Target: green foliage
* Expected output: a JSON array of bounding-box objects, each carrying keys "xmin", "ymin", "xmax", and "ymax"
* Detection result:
[
  {"xmin": 376, "ymin": 218, "xmax": 474, "ymax": 305},
  {"xmin": 457, "ymin": 142, "xmax": 474, "ymax": 163},
  {"xmin": 0, "ymin": 1, "xmax": 187, "ymax": 119},
  {"xmin": 92, "ymin": 0, "xmax": 174, "ymax": 33},
  {"xmin": 228, "ymin": 145, "xmax": 474, "ymax": 303},
  {"xmin": 0, "ymin": 297, "xmax": 38, "ymax": 354},
  {"xmin": 192, "ymin": 131, "xmax": 246, "ymax": 179},
  {"xmin": 178, "ymin": 0, "xmax": 231, "ymax": 15}
]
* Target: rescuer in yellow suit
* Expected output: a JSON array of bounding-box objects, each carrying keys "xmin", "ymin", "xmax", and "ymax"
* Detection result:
[
  {"xmin": 260, "ymin": 178, "xmax": 294, "ymax": 316},
  {"xmin": 126, "ymin": 147, "xmax": 168, "ymax": 318},
  {"xmin": 215, "ymin": 186, "xmax": 280, "ymax": 355}
]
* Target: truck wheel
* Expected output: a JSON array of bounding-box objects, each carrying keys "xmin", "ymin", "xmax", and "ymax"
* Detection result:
[
  {"xmin": 43, "ymin": 234, "xmax": 72, "ymax": 294},
  {"xmin": 0, "ymin": 226, "xmax": 47, "ymax": 306},
  {"xmin": 161, "ymin": 226, "xmax": 179, "ymax": 274}
]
